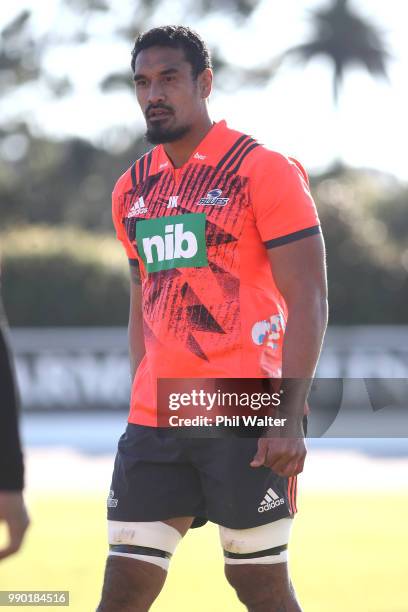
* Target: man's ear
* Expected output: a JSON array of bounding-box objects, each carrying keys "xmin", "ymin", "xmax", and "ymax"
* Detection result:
[{"xmin": 198, "ymin": 68, "xmax": 213, "ymax": 99}]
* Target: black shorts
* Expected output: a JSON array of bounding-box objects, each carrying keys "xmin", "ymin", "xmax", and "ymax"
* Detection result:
[{"xmin": 107, "ymin": 423, "xmax": 304, "ymax": 530}]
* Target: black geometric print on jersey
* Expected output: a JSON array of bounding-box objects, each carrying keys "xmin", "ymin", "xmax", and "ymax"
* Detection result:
[
  {"xmin": 130, "ymin": 150, "xmax": 153, "ymax": 187},
  {"xmin": 229, "ymin": 142, "xmax": 260, "ymax": 174},
  {"xmin": 186, "ymin": 333, "xmax": 209, "ymax": 361},
  {"xmin": 209, "ymin": 261, "xmax": 240, "ymax": 300},
  {"xmin": 179, "ymin": 164, "xmax": 214, "ymax": 204},
  {"xmin": 138, "ymin": 172, "xmax": 161, "ymax": 201},
  {"xmin": 139, "ymin": 150, "xmax": 153, "ymax": 183},
  {"xmin": 180, "ymin": 282, "xmax": 202, "ymax": 306},
  {"xmin": 209, "ymin": 301, "xmax": 240, "ymax": 337},
  {"xmin": 186, "ymin": 304, "xmax": 226, "ymax": 334},
  {"xmin": 122, "ymin": 173, "xmax": 161, "ymax": 216},
  {"xmin": 130, "ymin": 163, "xmax": 136, "ymax": 189},
  {"xmin": 205, "ymin": 220, "xmax": 238, "ymax": 246},
  {"xmin": 215, "ymin": 134, "xmax": 250, "ymax": 172},
  {"xmin": 126, "ymin": 158, "xmax": 253, "ymax": 240},
  {"xmin": 176, "ymin": 165, "xmax": 246, "ymax": 219},
  {"xmin": 175, "ymin": 166, "xmax": 250, "ymax": 242},
  {"xmin": 143, "ymin": 268, "xmax": 182, "ymax": 313},
  {"xmin": 120, "ymin": 147, "xmax": 262, "ymax": 365},
  {"xmin": 181, "ymin": 165, "xmax": 208, "ymax": 198},
  {"xmin": 222, "ymin": 137, "xmax": 256, "ymax": 173},
  {"xmin": 123, "ymin": 216, "xmax": 136, "ymax": 245},
  {"xmin": 155, "ymin": 193, "xmax": 171, "ymax": 208},
  {"xmin": 147, "ymin": 171, "xmax": 174, "ymax": 218}
]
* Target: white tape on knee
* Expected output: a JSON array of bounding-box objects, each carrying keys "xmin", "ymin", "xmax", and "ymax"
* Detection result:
[
  {"xmin": 220, "ymin": 517, "xmax": 293, "ymax": 565},
  {"xmin": 108, "ymin": 521, "xmax": 182, "ymax": 571}
]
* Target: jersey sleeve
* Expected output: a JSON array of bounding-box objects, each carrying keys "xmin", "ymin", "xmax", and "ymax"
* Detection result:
[
  {"xmin": 250, "ymin": 151, "xmax": 320, "ymax": 248},
  {"xmin": 112, "ymin": 178, "xmax": 139, "ymax": 262}
]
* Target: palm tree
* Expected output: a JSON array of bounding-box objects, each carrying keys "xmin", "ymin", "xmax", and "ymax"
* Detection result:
[{"xmin": 286, "ymin": 0, "xmax": 389, "ymax": 104}]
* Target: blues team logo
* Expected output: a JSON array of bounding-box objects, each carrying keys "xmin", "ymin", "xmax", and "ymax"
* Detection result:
[{"xmin": 198, "ymin": 188, "xmax": 229, "ymax": 206}]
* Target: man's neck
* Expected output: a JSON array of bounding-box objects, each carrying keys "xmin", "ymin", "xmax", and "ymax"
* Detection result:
[{"xmin": 163, "ymin": 114, "xmax": 213, "ymax": 169}]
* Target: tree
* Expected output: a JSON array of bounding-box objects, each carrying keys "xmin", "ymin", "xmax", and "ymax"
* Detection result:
[
  {"xmin": 0, "ymin": 0, "xmax": 262, "ymax": 137},
  {"xmin": 285, "ymin": 0, "xmax": 389, "ymax": 104},
  {"xmin": 0, "ymin": 0, "xmax": 265, "ymax": 230}
]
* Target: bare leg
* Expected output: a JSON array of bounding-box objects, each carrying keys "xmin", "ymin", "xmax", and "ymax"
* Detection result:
[{"xmin": 225, "ymin": 563, "xmax": 302, "ymax": 612}]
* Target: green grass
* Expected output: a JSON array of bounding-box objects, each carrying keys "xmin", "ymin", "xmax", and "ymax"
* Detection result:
[{"xmin": 0, "ymin": 492, "xmax": 407, "ymax": 612}]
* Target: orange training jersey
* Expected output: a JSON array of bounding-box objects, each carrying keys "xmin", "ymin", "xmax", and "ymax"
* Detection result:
[{"xmin": 112, "ymin": 120, "xmax": 320, "ymax": 426}]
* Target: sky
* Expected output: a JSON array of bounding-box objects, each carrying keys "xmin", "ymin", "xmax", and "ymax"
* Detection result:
[{"xmin": 1, "ymin": 0, "xmax": 407, "ymax": 180}]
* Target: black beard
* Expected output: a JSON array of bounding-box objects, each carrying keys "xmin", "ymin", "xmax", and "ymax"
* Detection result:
[{"xmin": 145, "ymin": 123, "xmax": 191, "ymax": 145}]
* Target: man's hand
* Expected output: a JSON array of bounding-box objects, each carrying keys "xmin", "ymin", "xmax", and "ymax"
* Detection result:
[
  {"xmin": 0, "ymin": 491, "xmax": 30, "ymax": 561},
  {"xmin": 250, "ymin": 437, "xmax": 307, "ymax": 477}
]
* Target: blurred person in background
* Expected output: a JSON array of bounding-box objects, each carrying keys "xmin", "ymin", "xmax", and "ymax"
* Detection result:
[{"xmin": 0, "ymin": 288, "xmax": 29, "ymax": 561}]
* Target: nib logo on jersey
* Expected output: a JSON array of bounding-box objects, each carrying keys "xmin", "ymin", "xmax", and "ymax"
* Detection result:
[
  {"xmin": 127, "ymin": 196, "xmax": 148, "ymax": 217},
  {"xmin": 198, "ymin": 188, "xmax": 229, "ymax": 206},
  {"xmin": 136, "ymin": 213, "xmax": 208, "ymax": 273},
  {"xmin": 258, "ymin": 488, "xmax": 284, "ymax": 513}
]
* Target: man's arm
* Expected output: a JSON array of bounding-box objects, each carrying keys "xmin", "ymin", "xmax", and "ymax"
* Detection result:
[
  {"xmin": 128, "ymin": 261, "xmax": 146, "ymax": 381},
  {"xmin": 0, "ymin": 306, "xmax": 30, "ymax": 561},
  {"xmin": 251, "ymin": 232, "xmax": 328, "ymax": 475},
  {"xmin": 268, "ymin": 232, "xmax": 328, "ymax": 378}
]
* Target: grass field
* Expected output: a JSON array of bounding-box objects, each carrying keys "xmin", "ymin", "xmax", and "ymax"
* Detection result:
[{"xmin": 1, "ymin": 491, "xmax": 407, "ymax": 612}]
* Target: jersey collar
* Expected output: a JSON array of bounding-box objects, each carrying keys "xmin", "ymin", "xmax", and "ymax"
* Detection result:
[{"xmin": 155, "ymin": 120, "xmax": 233, "ymax": 171}]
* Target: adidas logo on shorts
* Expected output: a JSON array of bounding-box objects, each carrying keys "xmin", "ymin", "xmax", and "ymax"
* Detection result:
[{"xmin": 258, "ymin": 487, "xmax": 284, "ymax": 513}]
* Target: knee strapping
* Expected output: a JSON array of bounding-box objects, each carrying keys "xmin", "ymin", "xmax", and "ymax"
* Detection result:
[
  {"xmin": 108, "ymin": 521, "xmax": 182, "ymax": 571},
  {"xmin": 220, "ymin": 517, "xmax": 293, "ymax": 565}
]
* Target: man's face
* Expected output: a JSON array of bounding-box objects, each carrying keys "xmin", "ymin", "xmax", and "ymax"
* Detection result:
[{"xmin": 133, "ymin": 46, "xmax": 210, "ymax": 144}]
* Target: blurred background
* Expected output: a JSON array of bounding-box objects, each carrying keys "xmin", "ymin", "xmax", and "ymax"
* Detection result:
[{"xmin": 0, "ymin": 0, "xmax": 407, "ymax": 610}]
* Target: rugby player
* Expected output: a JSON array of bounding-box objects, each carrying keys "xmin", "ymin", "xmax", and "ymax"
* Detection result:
[
  {"xmin": 0, "ymin": 297, "xmax": 29, "ymax": 560},
  {"xmin": 97, "ymin": 26, "xmax": 328, "ymax": 612}
]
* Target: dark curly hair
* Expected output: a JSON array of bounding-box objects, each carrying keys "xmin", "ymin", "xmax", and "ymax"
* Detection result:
[{"xmin": 131, "ymin": 25, "xmax": 212, "ymax": 79}]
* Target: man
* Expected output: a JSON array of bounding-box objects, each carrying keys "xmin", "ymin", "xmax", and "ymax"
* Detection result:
[
  {"xmin": 0, "ymin": 298, "xmax": 29, "ymax": 560},
  {"xmin": 98, "ymin": 25, "xmax": 327, "ymax": 612}
]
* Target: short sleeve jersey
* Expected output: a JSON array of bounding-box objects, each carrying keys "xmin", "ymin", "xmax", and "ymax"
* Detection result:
[{"xmin": 112, "ymin": 120, "xmax": 320, "ymax": 426}]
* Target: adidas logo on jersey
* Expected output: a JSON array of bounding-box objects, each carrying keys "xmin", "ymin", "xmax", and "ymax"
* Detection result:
[
  {"xmin": 194, "ymin": 152, "xmax": 206, "ymax": 160},
  {"xmin": 167, "ymin": 196, "xmax": 179, "ymax": 209},
  {"xmin": 258, "ymin": 487, "xmax": 284, "ymax": 513},
  {"xmin": 127, "ymin": 196, "xmax": 147, "ymax": 217}
]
